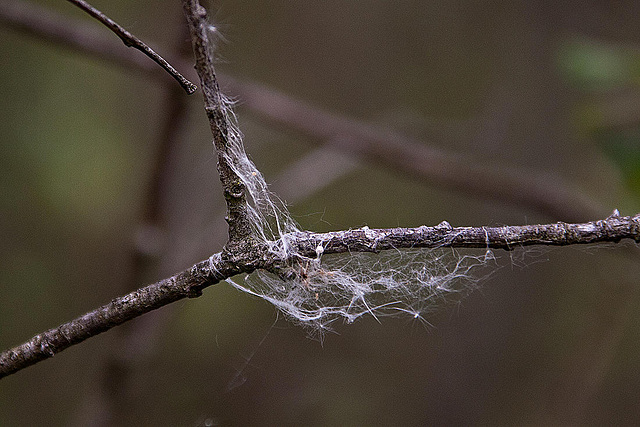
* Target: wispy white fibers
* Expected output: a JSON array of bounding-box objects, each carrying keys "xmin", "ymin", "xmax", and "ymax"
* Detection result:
[{"xmin": 215, "ymin": 74, "xmax": 491, "ymax": 338}]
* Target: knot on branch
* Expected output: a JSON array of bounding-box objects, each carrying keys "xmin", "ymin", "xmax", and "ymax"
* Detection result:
[{"xmin": 224, "ymin": 179, "xmax": 245, "ymax": 200}]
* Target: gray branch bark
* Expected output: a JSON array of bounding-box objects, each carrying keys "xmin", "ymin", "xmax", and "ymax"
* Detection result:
[
  {"xmin": 0, "ymin": 257, "xmax": 229, "ymax": 379},
  {"xmin": 289, "ymin": 211, "xmax": 640, "ymax": 257}
]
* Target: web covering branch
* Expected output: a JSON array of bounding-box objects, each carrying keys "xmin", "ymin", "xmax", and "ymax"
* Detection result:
[{"xmin": 1, "ymin": 0, "xmax": 639, "ymax": 379}]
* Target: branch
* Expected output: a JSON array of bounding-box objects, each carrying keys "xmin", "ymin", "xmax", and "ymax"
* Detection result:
[
  {"xmin": 66, "ymin": 0, "xmax": 196, "ymax": 94},
  {"xmin": 1, "ymin": 211, "xmax": 638, "ymax": 379},
  {"xmin": 288, "ymin": 211, "xmax": 640, "ymax": 258},
  {"xmin": 78, "ymin": 28, "xmax": 195, "ymax": 424},
  {"xmin": 0, "ymin": 255, "xmax": 232, "ymax": 379},
  {"xmin": 182, "ymin": 0, "xmax": 254, "ymax": 243}
]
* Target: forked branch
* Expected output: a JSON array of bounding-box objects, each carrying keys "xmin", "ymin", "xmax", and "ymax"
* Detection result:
[{"xmin": 0, "ymin": 0, "xmax": 638, "ymax": 380}]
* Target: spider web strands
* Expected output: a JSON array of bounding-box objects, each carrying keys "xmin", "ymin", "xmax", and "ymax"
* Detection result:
[
  {"xmin": 224, "ymin": 211, "xmax": 640, "ymax": 338},
  {"xmin": 236, "ymin": 246, "xmax": 491, "ymax": 338}
]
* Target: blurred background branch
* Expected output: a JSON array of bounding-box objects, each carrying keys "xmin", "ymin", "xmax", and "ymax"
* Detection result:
[{"xmin": 0, "ymin": 0, "xmax": 604, "ymax": 222}]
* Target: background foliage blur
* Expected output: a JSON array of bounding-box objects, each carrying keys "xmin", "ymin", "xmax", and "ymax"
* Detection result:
[{"xmin": 2, "ymin": 0, "xmax": 640, "ymax": 425}]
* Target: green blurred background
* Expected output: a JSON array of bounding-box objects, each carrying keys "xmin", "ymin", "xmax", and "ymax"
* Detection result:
[{"xmin": 2, "ymin": 0, "xmax": 640, "ymax": 425}]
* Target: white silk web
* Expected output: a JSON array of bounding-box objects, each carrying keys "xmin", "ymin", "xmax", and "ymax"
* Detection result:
[{"xmin": 213, "ymin": 87, "xmax": 492, "ymax": 337}]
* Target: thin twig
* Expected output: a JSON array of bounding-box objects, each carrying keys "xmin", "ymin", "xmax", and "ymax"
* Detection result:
[
  {"xmin": 1, "ymin": 212, "xmax": 639, "ymax": 379},
  {"xmin": 66, "ymin": 0, "xmax": 196, "ymax": 94}
]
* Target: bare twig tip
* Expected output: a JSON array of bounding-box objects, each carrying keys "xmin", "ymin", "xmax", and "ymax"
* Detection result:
[
  {"xmin": 68, "ymin": 0, "xmax": 197, "ymax": 94},
  {"xmin": 185, "ymin": 81, "xmax": 198, "ymax": 94}
]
